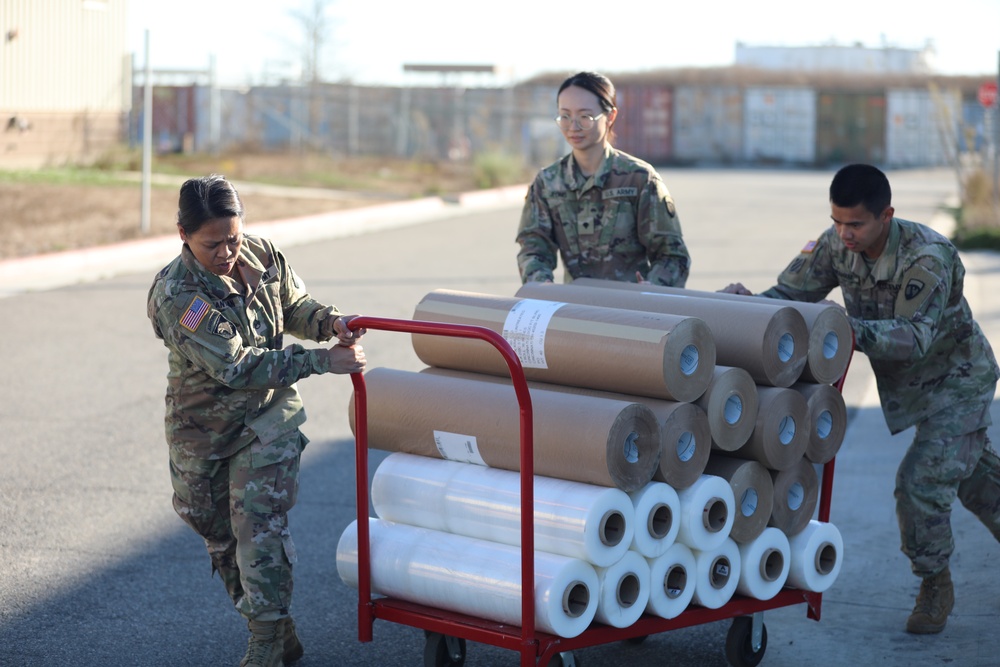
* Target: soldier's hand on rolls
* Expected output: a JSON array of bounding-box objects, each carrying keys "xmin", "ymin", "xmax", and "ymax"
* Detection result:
[{"xmin": 719, "ymin": 282, "xmax": 754, "ymax": 296}]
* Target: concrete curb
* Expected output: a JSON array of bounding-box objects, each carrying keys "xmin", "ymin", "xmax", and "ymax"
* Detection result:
[{"xmin": 0, "ymin": 184, "xmax": 530, "ymax": 298}]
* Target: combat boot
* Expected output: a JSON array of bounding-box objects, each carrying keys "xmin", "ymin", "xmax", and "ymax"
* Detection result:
[
  {"xmin": 906, "ymin": 567, "xmax": 954, "ymax": 634},
  {"xmin": 280, "ymin": 617, "xmax": 304, "ymax": 664},
  {"xmin": 240, "ymin": 619, "xmax": 285, "ymax": 667}
]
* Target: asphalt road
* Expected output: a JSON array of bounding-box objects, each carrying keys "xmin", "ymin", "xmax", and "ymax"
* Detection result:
[{"xmin": 1, "ymin": 167, "xmax": 998, "ymax": 666}]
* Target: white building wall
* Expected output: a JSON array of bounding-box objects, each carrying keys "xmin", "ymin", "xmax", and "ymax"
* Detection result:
[{"xmin": 1, "ymin": 0, "xmax": 129, "ymax": 112}]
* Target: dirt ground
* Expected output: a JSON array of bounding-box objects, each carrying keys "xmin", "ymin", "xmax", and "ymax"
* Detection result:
[{"xmin": 0, "ymin": 153, "xmax": 494, "ymax": 259}]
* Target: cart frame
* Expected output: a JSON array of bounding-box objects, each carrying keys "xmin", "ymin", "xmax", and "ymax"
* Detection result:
[{"xmin": 347, "ymin": 315, "xmax": 852, "ymax": 666}]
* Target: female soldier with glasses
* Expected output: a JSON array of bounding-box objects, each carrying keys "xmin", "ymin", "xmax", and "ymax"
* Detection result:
[{"xmin": 516, "ymin": 71, "xmax": 690, "ymax": 286}]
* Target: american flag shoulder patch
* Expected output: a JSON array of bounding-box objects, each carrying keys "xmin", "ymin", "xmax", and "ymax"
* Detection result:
[
  {"xmin": 801, "ymin": 240, "xmax": 817, "ymax": 253},
  {"xmin": 180, "ymin": 295, "xmax": 211, "ymax": 332}
]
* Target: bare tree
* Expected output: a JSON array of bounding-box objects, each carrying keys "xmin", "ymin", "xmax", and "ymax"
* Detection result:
[{"xmin": 287, "ymin": 0, "xmax": 337, "ymax": 85}]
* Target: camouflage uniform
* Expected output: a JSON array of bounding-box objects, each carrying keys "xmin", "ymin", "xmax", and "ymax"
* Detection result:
[
  {"xmin": 148, "ymin": 235, "xmax": 343, "ymax": 621},
  {"xmin": 760, "ymin": 217, "xmax": 1000, "ymax": 575},
  {"xmin": 516, "ymin": 146, "xmax": 690, "ymax": 286}
]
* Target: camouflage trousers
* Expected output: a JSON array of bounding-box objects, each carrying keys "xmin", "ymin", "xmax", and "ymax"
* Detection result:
[
  {"xmin": 895, "ymin": 391, "xmax": 1000, "ymax": 577},
  {"xmin": 168, "ymin": 431, "xmax": 304, "ymax": 621}
]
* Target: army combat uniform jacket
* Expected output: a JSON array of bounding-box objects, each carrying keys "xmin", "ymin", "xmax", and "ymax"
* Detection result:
[
  {"xmin": 760, "ymin": 217, "xmax": 999, "ymax": 434},
  {"xmin": 516, "ymin": 146, "xmax": 690, "ymax": 286},
  {"xmin": 147, "ymin": 235, "xmax": 342, "ymax": 461}
]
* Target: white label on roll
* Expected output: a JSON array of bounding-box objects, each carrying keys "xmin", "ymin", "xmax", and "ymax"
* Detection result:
[
  {"xmin": 502, "ymin": 299, "xmax": 566, "ymax": 369},
  {"xmin": 433, "ymin": 430, "xmax": 486, "ymax": 465}
]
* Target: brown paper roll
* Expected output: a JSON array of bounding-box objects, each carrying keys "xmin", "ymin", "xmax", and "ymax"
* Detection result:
[
  {"xmin": 350, "ymin": 367, "xmax": 661, "ymax": 491},
  {"xmin": 768, "ymin": 457, "xmax": 820, "ymax": 536},
  {"xmin": 524, "ymin": 280, "xmax": 807, "ymax": 388},
  {"xmin": 693, "ymin": 366, "xmax": 760, "ymax": 453},
  {"xmin": 703, "ymin": 455, "xmax": 775, "ymax": 544},
  {"xmin": 730, "ymin": 386, "xmax": 809, "ymax": 471},
  {"xmin": 422, "ymin": 368, "xmax": 711, "ymax": 491},
  {"xmin": 412, "ymin": 289, "xmax": 716, "ymax": 402},
  {"xmin": 792, "ymin": 382, "xmax": 848, "ymax": 464},
  {"xmin": 571, "ymin": 279, "xmax": 851, "ymax": 386},
  {"xmin": 793, "ymin": 305, "xmax": 853, "ymax": 385}
]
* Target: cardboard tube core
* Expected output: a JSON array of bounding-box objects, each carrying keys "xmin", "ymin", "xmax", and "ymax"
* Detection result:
[
  {"xmin": 599, "ymin": 510, "xmax": 627, "ymax": 547},
  {"xmin": 702, "ymin": 496, "xmax": 729, "ymax": 532},
  {"xmin": 815, "ymin": 541, "xmax": 837, "ymax": 575},
  {"xmin": 648, "ymin": 503, "xmax": 673, "ymax": 540},
  {"xmin": 710, "ymin": 556, "xmax": 732, "ymax": 590},
  {"xmin": 665, "ymin": 564, "xmax": 688, "ymax": 599},
  {"xmin": 760, "ymin": 547, "xmax": 784, "ymax": 582},
  {"xmin": 724, "ymin": 394, "xmax": 743, "ymax": 425},
  {"xmin": 564, "ymin": 581, "xmax": 590, "ymax": 618},
  {"xmin": 616, "ymin": 573, "xmax": 641, "ymax": 607}
]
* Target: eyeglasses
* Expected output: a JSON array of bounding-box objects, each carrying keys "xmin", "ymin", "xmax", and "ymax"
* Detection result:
[{"xmin": 554, "ymin": 113, "xmax": 605, "ymax": 130}]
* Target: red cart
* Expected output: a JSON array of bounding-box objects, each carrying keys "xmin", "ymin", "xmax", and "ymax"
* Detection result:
[{"xmin": 348, "ymin": 315, "xmax": 853, "ymax": 667}]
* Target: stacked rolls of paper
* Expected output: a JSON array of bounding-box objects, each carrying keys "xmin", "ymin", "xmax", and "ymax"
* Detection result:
[
  {"xmin": 593, "ymin": 550, "xmax": 651, "ymax": 628},
  {"xmin": 567, "ymin": 280, "xmax": 852, "ymax": 386},
  {"xmin": 372, "ymin": 453, "xmax": 635, "ymax": 567},
  {"xmin": 768, "ymin": 457, "xmax": 820, "ymax": 536},
  {"xmin": 787, "ymin": 520, "xmax": 844, "ymax": 593},
  {"xmin": 693, "ymin": 366, "xmax": 760, "ymax": 453},
  {"xmin": 645, "ymin": 542, "xmax": 697, "ymax": 619},
  {"xmin": 536, "ymin": 279, "xmax": 809, "ymax": 388},
  {"xmin": 792, "ymin": 381, "xmax": 848, "ymax": 464},
  {"xmin": 628, "ymin": 481, "xmax": 681, "ymax": 559},
  {"xmin": 427, "ymin": 369, "xmax": 712, "ymax": 492},
  {"xmin": 691, "ymin": 537, "xmax": 742, "ymax": 609},
  {"xmin": 337, "ymin": 518, "xmax": 599, "ymax": 638},
  {"xmin": 731, "ymin": 386, "xmax": 809, "ymax": 471},
  {"xmin": 412, "ymin": 289, "xmax": 716, "ymax": 402},
  {"xmin": 703, "ymin": 455, "xmax": 774, "ymax": 544},
  {"xmin": 350, "ymin": 367, "xmax": 661, "ymax": 492},
  {"xmin": 736, "ymin": 527, "xmax": 791, "ymax": 600},
  {"xmin": 675, "ymin": 474, "xmax": 735, "ymax": 551}
]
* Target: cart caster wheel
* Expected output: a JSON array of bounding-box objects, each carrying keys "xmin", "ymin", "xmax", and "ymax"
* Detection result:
[
  {"xmin": 423, "ymin": 632, "xmax": 466, "ymax": 667},
  {"xmin": 725, "ymin": 615, "xmax": 767, "ymax": 667},
  {"xmin": 548, "ymin": 651, "xmax": 579, "ymax": 667}
]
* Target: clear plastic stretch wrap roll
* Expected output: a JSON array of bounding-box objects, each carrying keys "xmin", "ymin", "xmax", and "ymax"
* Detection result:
[
  {"xmin": 675, "ymin": 474, "xmax": 735, "ymax": 551},
  {"xmin": 593, "ymin": 550, "xmax": 651, "ymax": 628},
  {"xmin": 736, "ymin": 527, "xmax": 791, "ymax": 601},
  {"xmin": 691, "ymin": 537, "xmax": 742, "ymax": 609},
  {"xmin": 336, "ymin": 518, "xmax": 600, "ymax": 639},
  {"xmin": 372, "ymin": 452, "xmax": 635, "ymax": 567},
  {"xmin": 787, "ymin": 520, "xmax": 844, "ymax": 593},
  {"xmin": 645, "ymin": 542, "xmax": 697, "ymax": 619},
  {"xmin": 628, "ymin": 481, "xmax": 681, "ymax": 559},
  {"xmin": 535, "ymin": 279, "xmax": 809, "ymax": 388}
]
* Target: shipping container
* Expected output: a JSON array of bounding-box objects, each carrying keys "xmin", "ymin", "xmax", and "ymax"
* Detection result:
[
  {"xmin": 614, "ymin": 84, "xmax": 674, "ymax": 165},
  {"xmin": 958, "ymin": 97, "xmax": 990, "ymax": 153},
  {"xmin": 672, "ymin": 85, "xmax": 743, "ymax": 164},
  {"xmin": 743, "ymin": 87, "xmax": 817, "ymax": 165},
  {"xmin": 514, "ymin": 83, "xmax": 565, "ymax": 167},
  {"xmin": 814, "ymin": 91, "xmax": 886, "ymax": 165},
  {"xmin": 885, "ymin": 87, "xmax": 961, "ymax": 167}
]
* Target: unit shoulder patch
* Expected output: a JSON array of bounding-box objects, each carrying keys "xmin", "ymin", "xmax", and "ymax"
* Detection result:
[{"xmin": 895, "ymin": 263, "xmax": 940, "ymax": 319}]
